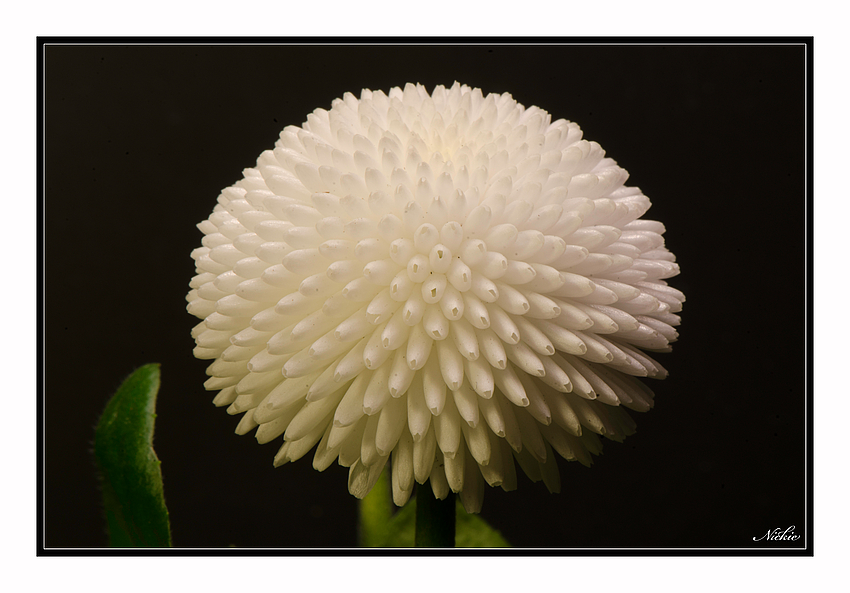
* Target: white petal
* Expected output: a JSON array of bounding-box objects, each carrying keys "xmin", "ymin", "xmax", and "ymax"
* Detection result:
[{"xmin": 189, "ymin": 83, "xmax": 684, "ymax": 511}]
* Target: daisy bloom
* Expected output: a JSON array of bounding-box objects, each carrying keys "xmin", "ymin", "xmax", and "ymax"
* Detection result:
[{"xmin": 187, "ymin": 83, "xmax": 684, "ymax": 513}]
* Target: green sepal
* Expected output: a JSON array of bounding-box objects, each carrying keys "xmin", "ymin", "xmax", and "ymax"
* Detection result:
[{"xmin": 94, "ymin": 364, "xmax": 172, "ymax": 547}]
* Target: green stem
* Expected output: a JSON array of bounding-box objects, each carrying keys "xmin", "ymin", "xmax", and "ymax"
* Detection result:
[{"xmin": 414, "ymin": 484, "xmax": 456, "ymax": 547}]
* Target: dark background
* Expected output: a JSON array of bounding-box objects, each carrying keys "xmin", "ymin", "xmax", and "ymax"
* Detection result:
[{"xmin": 43, "ymin": 42, "xmax": 808, "ymax": 550}]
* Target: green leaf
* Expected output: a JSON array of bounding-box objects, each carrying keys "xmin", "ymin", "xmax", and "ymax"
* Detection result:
[
  {"xmin": 359, "ymin": 466, "xmax": 393, "ymax": 546},
  {"xmin": 94, "ymin": 364, "xmax": 171, "ymax": 547},
  {"xmin": 454, "ymin": 506, "xmax": 511, "ymax": 548},
  {"xmin": 376, "ymin": 493, "xmax": 510, "ymax": 548}
]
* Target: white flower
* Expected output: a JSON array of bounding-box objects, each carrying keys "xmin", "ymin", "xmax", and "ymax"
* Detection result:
[{"xmin": 187, "ymin": 83, "xmax": 684, "ymax": 513}]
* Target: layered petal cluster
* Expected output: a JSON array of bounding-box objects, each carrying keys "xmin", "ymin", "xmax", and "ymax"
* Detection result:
[{"xmin": 187, "ymin": 83, "xmax": 684, "ymax": 513}]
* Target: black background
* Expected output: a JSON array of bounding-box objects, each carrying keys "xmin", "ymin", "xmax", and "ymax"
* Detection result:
[{"xmin": 43, "ymin": 42, "xmax": 808, "ymax": 550}]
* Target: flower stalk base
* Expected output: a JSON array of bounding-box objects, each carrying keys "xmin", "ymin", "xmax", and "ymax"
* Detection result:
[{"xmin": 415, "ymin": 485, "xmax": 456, "ymax": 547}]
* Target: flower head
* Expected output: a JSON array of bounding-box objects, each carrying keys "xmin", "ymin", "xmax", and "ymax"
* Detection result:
[{"xmin": 187, "ymin": 83, "xmax": 684, "ymax": 513}]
